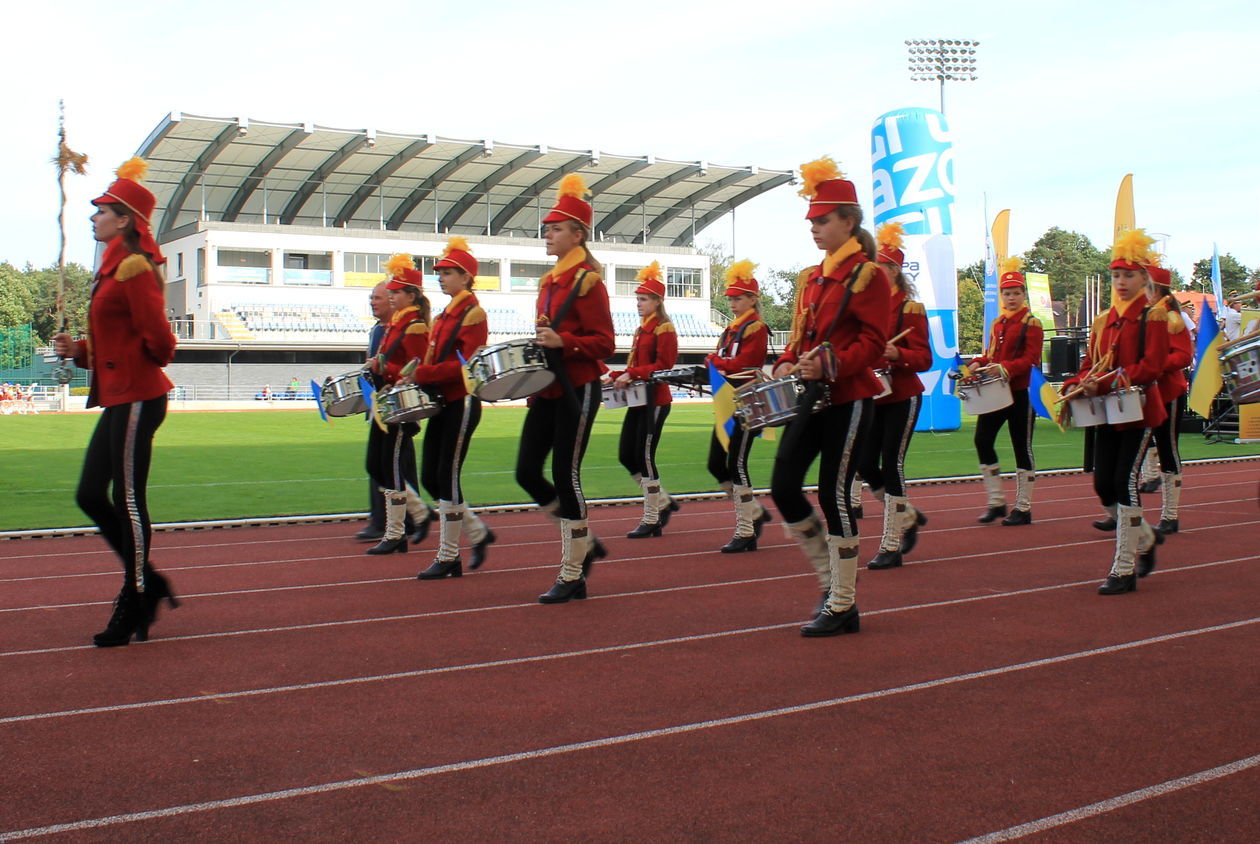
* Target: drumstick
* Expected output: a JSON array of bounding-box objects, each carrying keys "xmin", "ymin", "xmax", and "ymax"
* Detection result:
[
  {"xmin": 888, "ymin": 328, "xmax": 913, "ymax": 344},
  {"xmin": 1053, "ymin": 369, "xmax": 1119, "ymax": 403},
  {"xmin": 1228, "ymin": 290, "xmax": 1260, "ymax": 304}
]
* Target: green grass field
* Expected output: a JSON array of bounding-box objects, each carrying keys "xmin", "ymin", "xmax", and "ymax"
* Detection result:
[{"xmin": 2, "ymin": 405, "xmax": 1256, "ymax": 531}]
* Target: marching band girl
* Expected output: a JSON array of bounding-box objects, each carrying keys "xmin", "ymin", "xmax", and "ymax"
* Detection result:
[
  {"xmin": 706, "ymin": 261, "xmax": 772, "ymax": 553},
  {"xmin": 364, "ymin": 254, "xmax": 431, "ymax": 555},
  {"xmin": 609, "ymin": 262, "xmax": 680, "ymax": 538},
  {"xmin": 1062, "ymin": 230, "xmax": 1169, "ymax": 593},
  {"xmin": 52, "ymin": 157, "xmax": 179, "ymax": 646},
  {"xmin": 518, "ymin": 175, "xmax": 616, "ymax": 603},
  {"xmin": 771, "ymin": 158, "xmax": 890, "ymax": 637},
  {"xmin": 859, "ymin": 223, "xmax": 933, "ymax": 569},
  {"xmin": 410, "ymin": 237, "xmax": 495, "ymax": 577},
  {"xmin": 1144, "ymin": 265, "xmax": 1193, "ymax": 535},
  {"xmin": 969, "ymin": 258, "xmax": 1043, "ymax": 525}
]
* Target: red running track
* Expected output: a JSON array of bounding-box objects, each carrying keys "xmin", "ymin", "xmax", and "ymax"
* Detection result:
[{"xmin": 1, "ymin": 463, "xmax": 1258, "ymax": 842}]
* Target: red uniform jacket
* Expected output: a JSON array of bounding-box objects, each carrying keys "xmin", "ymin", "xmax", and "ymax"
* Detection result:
[
  {"xmin": 878, "ymin": 289, "xmax": 932, "ymax": 405},
  {"xmin": 411, "ymin": 291, "xmax": 487, "ymax": 402},
  {"xmin": 1152, "ymin": 298, "xmax": 1192, "ymax": 401},
  {"xmin": 970, "ymin": 306, "xmax": 1043, "ymax": 391},
  {"xmin": 71, "ymin": 242, "xmax": 176, "ymax": 408},
  {"xmin": 1064, "ymin": 299, "xmax": 1169, "ymax": 430},
  {"xmin": 777, "ymin": 242, "xmax": 890, "ymax": 405},
  {"xmin": 535, "ymin": 251, "xmax": 616, "ymax": 399},
  {"xmin": 707, "ymin": 310, "xmax": 768, "ymax": 375},
  {"xmin": 378, "ymin": 305, "xmax": 429, "ymax": 387},
  {"xmin": 609, "ymin": 313, "xmax": 678, "ymax": 405}
]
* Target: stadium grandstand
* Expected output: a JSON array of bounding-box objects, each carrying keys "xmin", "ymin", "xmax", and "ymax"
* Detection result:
[{"xmin": 130, "ymin": 112, "xmax": 793, "ymax": 398}]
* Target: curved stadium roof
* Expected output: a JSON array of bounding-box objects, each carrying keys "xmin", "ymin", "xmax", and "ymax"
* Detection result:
[{"xmin": 137, "ymin": 112, "xmax": 794, "ymax": 248}]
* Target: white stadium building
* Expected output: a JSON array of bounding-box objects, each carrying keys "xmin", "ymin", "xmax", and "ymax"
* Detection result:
[{"xmin": 136, "ymin": 113, "xmax": 793, "ymax": 397}]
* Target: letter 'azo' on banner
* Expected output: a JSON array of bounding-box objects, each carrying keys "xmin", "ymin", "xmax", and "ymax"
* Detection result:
[{"xmin": 871, "ymin": 106, "xmax": 960, "ymax": 432}]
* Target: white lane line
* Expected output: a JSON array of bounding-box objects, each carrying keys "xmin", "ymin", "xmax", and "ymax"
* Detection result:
[
  {"xmin": 3, "ymin": 555, "xmax": 1256, "ymax": 714},
  {"xmin": 957, "ymin": 752, "xmax": 1260, "ymax": 842},
  {"xmin": 4, "ymin": 616, "xmax": 1257, "ymax": 841}
]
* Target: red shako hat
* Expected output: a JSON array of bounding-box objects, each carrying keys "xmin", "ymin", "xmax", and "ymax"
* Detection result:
[
  {"xmin": 1110, "ymin": 229, "xmax": 1157, "ymax": 271},
  {"xmin": 384, "ymin": 253, "xmax": 424, "ymax": 290},
  {"xmin": 433, "ymin": 235, "xmax": 478, "ymax": 277},
  {"xmin": 799, "ymin": 157, "xmax": 859, "ymax": 220},
  {"xmin": 999, "ymin": 257, "xmax": 1026, "ymax": 289},
  {"xmin": 875, "ymin": 222, "xmax": 905, "ymax": 266},
  {"xmin": 1148, "ymin": 265, "xmax": 1172, "ymax": 288},
  {"xmin": 91, "ymin": 156, "xmax": 164, "ymax": 263},
  {"xmin": 723, "ymin": 259, "xmax": 759, "ymax": 296},
  {"xmin": 542, "ymin": 173, "xmax": 593, "ymax": 229},
  {"xmin": 634, "ymin": 261, "xmax": 665, "ymax": 297}
]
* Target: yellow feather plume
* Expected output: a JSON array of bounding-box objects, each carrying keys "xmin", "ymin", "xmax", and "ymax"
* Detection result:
[
  {"xmin": 556, "ymin": 173, "xmax": 589, "ymax": 200},
  {"xmin": 724, "ymin": 259, "xmax": 757, "ymax": 285},
  {"xmin": 1111, "ymin": 228, "xmax": 1157, "ymax": 266},
  {"xmin": 443, "ymin": 236, "xmax": 469, "ymax": 257},
  {"xmin": 385, "ymin": 253, "xmax": 415, "ymax": 278},
  {"xmin": 876, "ymin": 222, "xmax": 905, "ymax": 251},
  {"xmin": 798, "ymin": 156, "xmax": 843, "ymax": 199},
  {"xmin": 999, "ymin": 256, "xmax": 1024, "ymax": 276},
  {"xmin": 115, "ymin": 156, "xmax": 148, "ymax": 183},
  {"xmin": 635, "ymin": 260, "xmax": 663, "ymax": 283}
]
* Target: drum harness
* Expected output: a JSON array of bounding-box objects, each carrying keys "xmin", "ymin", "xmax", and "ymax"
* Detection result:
[
  {"xmin": 793, "ymin": 264, "xmax": 859, "ymax": 417},
  {"xmin": 539, "ymin": 269, "xmax": 591, "ymax": 413}
]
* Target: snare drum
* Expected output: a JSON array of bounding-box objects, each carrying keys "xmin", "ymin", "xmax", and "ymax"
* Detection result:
[
  {"xmin": 872, "ymin": 368, "xmax": 892, "ymax": 400},
  {"xmin": 1219, "ymin": 333, "xmax": 1260, "ymax": 404},
  {"xmin": 379, "ymin": 384, "xmax": 443, "ymax": 424},
  {"xmin": 320, "ymin": 370, "xmax": 369, "ymax": 417},
  {"xmin": 733, "ymin": 375, "xmax": 829, "ymax": 431},
  {"xmin": 601, "ymin": 381, "xmax": 648, "ymax": 409},
  {"xmin": 1068, "ymin": 395, "xmax": 1107, "ymax": 427},
  {"xmin": 1103, "ymin": 386, "xmax": 1145, "ymax": 424},
  {"xmin": 957, "ymin": 374, "xmax": 1013, "ymax": 416},
  {"xmin": 468, "ymin": 339, "xmax": 555, "ymax": 402}
]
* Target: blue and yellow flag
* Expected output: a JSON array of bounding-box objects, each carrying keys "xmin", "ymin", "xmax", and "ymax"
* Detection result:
[
  {"xmin": 456, "ymin": 350, "xmax": 476, "ymax": 396},
  {"xmin": 1188, "ymin": 301, "xmax": 1224, "ymax": 419},
  {"xmin": 1027, "ymin": 366, "xmax": 1057, "ymax": 421},
  {"xmin": 708, "ymin": 362, "xmax": 738, "ymax": 451},
  {"xmin": 950, "ymin": 353, "xmax": 971, "ymax": 380},
  {"xmin": 310, "ymin": 380, "xmax": 330, "ymax": 423}
]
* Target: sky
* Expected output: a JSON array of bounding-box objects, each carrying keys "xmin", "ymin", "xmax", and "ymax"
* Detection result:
[{"xmin": 2, "ymin": 0, "xmax": 1258, "ymax": 287}]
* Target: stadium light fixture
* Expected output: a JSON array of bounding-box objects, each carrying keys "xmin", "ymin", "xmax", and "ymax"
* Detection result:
[{"xmin": 905, "ymin": 38, "xmax": 979, "ymax": 113}]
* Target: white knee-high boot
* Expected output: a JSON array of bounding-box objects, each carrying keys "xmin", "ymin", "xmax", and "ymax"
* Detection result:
[
  {"xmin": 785, "ymin": 514, "xmax": 830, "ymax": 589},
  {"xmin": 1099, "ymin": 504, "xmax": 1142, "ymax": 593},
  {"xmin": 981, "ymin": 464, "xmax": 1006, "ymax": 507},
  {"xmin": 1159, "ymin": 473, "xmax": 1182, "ymax": 531}
]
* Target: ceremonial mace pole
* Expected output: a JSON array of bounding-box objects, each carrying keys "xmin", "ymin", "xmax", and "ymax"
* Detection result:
[{"xmin": 52, "ymin": 100, "xmax": 88, "ymax": 394}]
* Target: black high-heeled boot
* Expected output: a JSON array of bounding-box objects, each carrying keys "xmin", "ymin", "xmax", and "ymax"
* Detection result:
[
  {"xmin": 626, "ymin": 521, "xmax": 662, "ymax": 539},
  {"xmin": 657, "ymin": 498, "xmax": 681, "ymax": 530},
  {"xmin": 93, "ymin": 589, "xmax": 148, "ymax": 647},
  {"xmin": 410, "ymin": 511, "xmax": 438, "ymax": 545},
  {"xmin": 417, "ymin": 558, "xmax": 462, "ymax": 580},
  {"xmin": 752, "ymin": 509, "xmax": 772, "ymax": 538},
  {"xmin": 469, "ymin": 528, "xmax": 496, "ymax": 570},
  {"xmin": 142, "ymin": 569, "xmax": 181, "ymax": 626},
  {"xmin": 1097, "ymin": 573, "xmax": 1137, "ymax": 594},
  {"xmin": 538, "ymin": 577, "xmax": 587, "ymax": 604},
  {"xmin": 366, "ymin": 536, "xmax": 408, "ymax": 555},
  {"xmin": 868, "ymin": 549, "xmax": 902, "ymax": 570},
  {"xmin": 720, "ymin": 534, "xmax": 757, "ymax": 553},
  {"xmin": 977, "ymin": 505, "xmax": 1007, "ymax": 524},
  {"xmin": 582, "ymin": 536, "xmax": 608, "ymax": 577},
  {"xmin": 800, "ymin": 604, "xmax": 860, "ymax": 637}
]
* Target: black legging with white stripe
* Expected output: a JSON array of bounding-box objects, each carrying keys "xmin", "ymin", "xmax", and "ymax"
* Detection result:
[
  {"xmin": 369, "ymin": 421, "xmax": 419, "ymax": 493},
  {"xmin": 75, "ymin": 395, "xmax": 167, "ymax": 592},
  {"xmin": 1151, "ymin": 395, "xmax": 1184, "ymax": 474},
  {"xmin": 420, "ymin": 396, "xmax": 482, "ymax": 504},
  {"xmin": 974, "ymin": 388, "xmax": 1035, "ymax": 471},
  {"xmin": 857, "ymin": 395, "xmax": 921, "ymax": 497},
  {"xmin": 1093, "ymin": 425, "xmax": 1151, "ymax": 507},
  {"xmin": 516, "ymin": 383, "xmax": 601, "ymax": 519},
  {"xmin": 707, "ymin": 424, "xmax": 757, "ymax": 487},
  {"xmin": 771, "ymin": 400, "xmax": 872, "ymax": 536},
  {"xmin": 618, "ymin": 403, "xmax": 670, "ymax": 480}
]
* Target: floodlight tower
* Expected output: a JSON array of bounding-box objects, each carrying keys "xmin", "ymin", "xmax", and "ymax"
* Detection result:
[{"xmin": 906, "ymin": 39, "xmax": 979, "ymax": 113}]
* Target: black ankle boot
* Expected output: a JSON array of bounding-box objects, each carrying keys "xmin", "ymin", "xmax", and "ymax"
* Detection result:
[
  {"xmin": 366, "ymin": 536, "xmax": 408, "ymax": 555},
  {"xmin": 1138, "ymin": 477, "xmax": 1162, "ymax": 494},
  {"xmin": 93, "ymin": 589, "xmax": 148, "ymax": 647},
  {"xmin": 1093, "ymin": 517, "xmax": 1117, "ymax": 532},
  {"xmin": 800, "ymin": 604, "xmax": 860, "ymax": 637},
  {"xmin": 900, "ymin": 509, "xmax": 928, "ymax": 555},
  {"xmin": 418, "ymin": 558, "xmax": 462, "ymax": 580},
  {"xmin": 1157, "ymin": 518, "xmax": 1179, "ymax": 535},
  {"xmin": 1137, "ymin": 543, "xmax": 1157, "ymax": 578},
  {"xmin": 977, "ymin": 505, "xmax": 1007, "ymax": 524},
  {"xmin": 1097, "ymin": 573, "xmax": 1137, "ymax": 595},
  {"xmin": 868, "ymin": 549, "xmax": 902, "ymax": 570},
  {"xmin": 582, "ymin": 537, "xmax": 607, "ymax": 577},
  {"xmin": 142, "ymin": 569, "xmax": 181, "ymax": 626},
  {"xmin": 626, "ymin": 521, "xmax": 662, "ymax": 539},
  {"xmin": 539, "ymin": 577, "xmax": 587, "ymax": 603},
  {"xmin": 720, "ymin": 534, "xmax": 757, "ymax": 553},
  {"xmin": 469, "ymin": 528, "xmax": 496, "ymax": 570},
  {"xmin": 852, "ymin": 505, "xmax": 865, "ymax": 520},
  {"xmin": 1001, "ymin": 509, "xmax": 1032, "ymax": 526},
  {"xmin": 752, "ymin": 509, "xmax": 772, "ymax": 538},
  {"xmin": 410, "ymin": 511, "xmax": 438, "ymax": 545},
  {"xmin": 657, "ymin": 499, "xmax": 681, "ymax": 529}
]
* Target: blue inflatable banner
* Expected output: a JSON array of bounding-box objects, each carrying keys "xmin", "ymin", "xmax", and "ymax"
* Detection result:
[{"xmin": 871, "ymin": 107, "xmax": 960, "ymax": 431}]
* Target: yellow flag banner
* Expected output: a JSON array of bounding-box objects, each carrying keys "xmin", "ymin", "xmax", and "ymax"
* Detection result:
[
  {"xmin": 1114, "ymin": 174, "xmax": 1135, "ymax": 238},
  {"xmin": 991, "ymin": 209, "xmax": 1010, "ymax": 263}
]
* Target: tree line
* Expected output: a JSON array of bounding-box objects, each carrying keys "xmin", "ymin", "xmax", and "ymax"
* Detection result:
[{"xmin": 0, "ymin": 261, "xmax": 93, "ymax": 342}]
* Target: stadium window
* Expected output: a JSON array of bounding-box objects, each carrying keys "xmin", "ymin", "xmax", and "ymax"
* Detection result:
[
  {"xmin": 509, "ymin": 260, "xmax": 551, "ymax": 293},
  {"xmin": 176, "ymin": 253, "xmax": 185, "ymax": 278},
  {"xmin": 614, "ymin": 265, "xmax": 646, "ymax": 297},
  {"xmin": 473, "ymin": 259, "xmax": 501, "ymax": 292},
  {"xmin": 217, "ymin": 248, "xmax": 270, "ymax": 284},
  {"xmin": 283, "ymin": 251, "xmax": 332, "ymax": 286},
  {"xmin": 344, "ymin": 252, "xmax": 391, "ymax": 288},
  {"xmin": 666, "ymin": 267, "xmax": 701, "ymax": 299}
]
